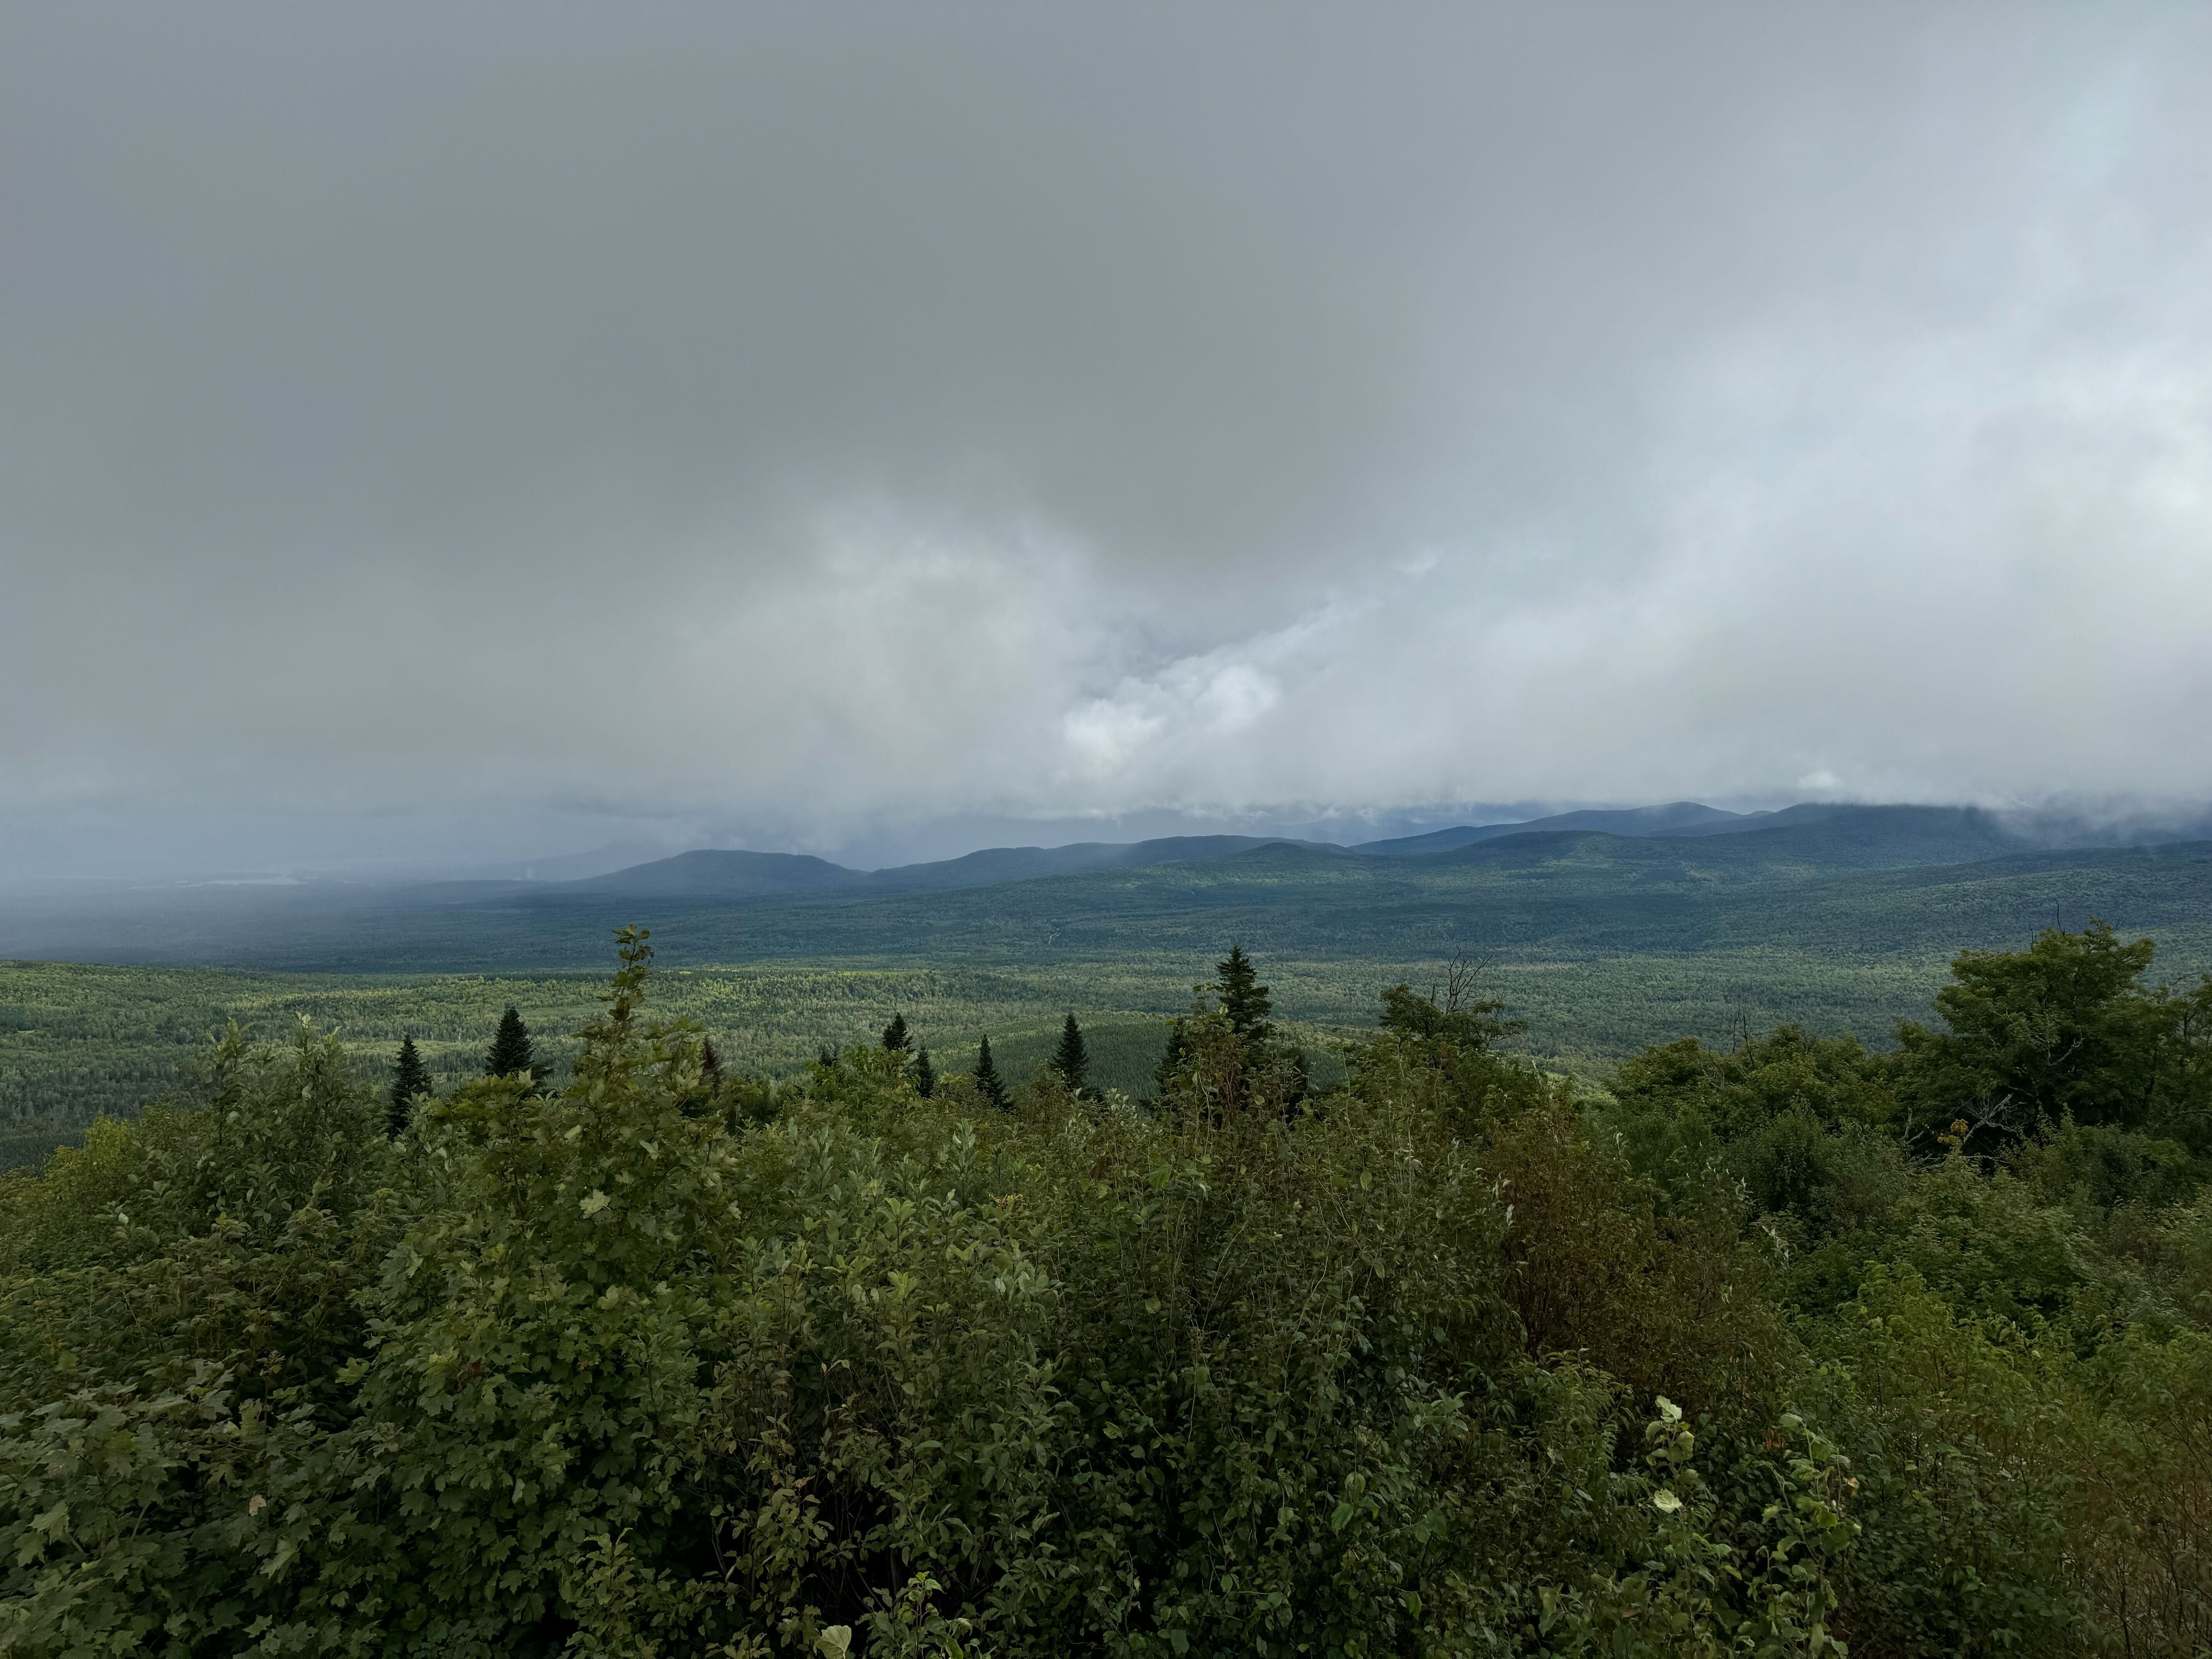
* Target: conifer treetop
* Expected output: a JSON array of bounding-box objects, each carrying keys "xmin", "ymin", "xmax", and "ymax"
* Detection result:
[
  {"xmin": 973, "ymin": 1035, "xmax": 1010, "ymax": 1110},
  {"xmin": 485, "ymin": 1005, "xmax": 543, "ymax": 1083},
  {"xmin": 389, "ymin": 1034, "xmax": 433, "ymax": 1135},
  {"xmin": 1215, "ymin": 944, "xmax": 1274, "ymax": 1042},
  {"xmin": 1049, "ymin": 1012, "xmax": 1090, "ymax": 1092}
]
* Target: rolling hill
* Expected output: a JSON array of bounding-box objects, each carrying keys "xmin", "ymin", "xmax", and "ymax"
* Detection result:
[
  {"xmin": 5, "ymin": 807, "xmax": 2204, "ymax": 977},
  {"xmin": 1353, "ymin": 800, "xmax": 1749, "ymax": 854},
  {"xmin": 413, "ymin": 833, "xmax": 1353, "ymax": 908}
]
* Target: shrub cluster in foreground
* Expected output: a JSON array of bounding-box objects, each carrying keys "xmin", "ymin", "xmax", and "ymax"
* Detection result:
[{"xmin": 0, "ymin": 924, "xmax": 2208, "ymax": 1656}]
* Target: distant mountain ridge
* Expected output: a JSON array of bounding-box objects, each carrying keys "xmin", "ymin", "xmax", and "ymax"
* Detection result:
[
  {"xmin": 500, "ymin": 833, "xmax": 1346, "ymax": 906},
  {"xmin": 570, "ymin": 848, "xmax": 856, "ymax": 898},
  {"xmin": 476, "ymin": 801, "xmax": 2169, "ymax": 905},
  {"xmin": 10, "ymin": 799, "xmax": 2212, "ymax": 972},
  {"xmin": 860, "ymin": 834, "xmax": 1347, "ymax": 893},
  {"xmin": 1413, "ymin": 805, "xmax": 2023, "ymax": 876},
  {"xmin": 1354, "ymin": 801, "xmax": 1745, "ymax": 855}
]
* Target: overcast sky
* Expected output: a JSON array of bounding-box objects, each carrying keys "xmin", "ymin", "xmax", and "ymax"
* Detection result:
[{"xmin": 5, "ymin": 3, "xmax": 2210, "ymax": 875}]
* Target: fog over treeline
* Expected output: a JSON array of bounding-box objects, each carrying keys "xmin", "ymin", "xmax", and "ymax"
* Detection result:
[{"xmin": 4, "ymin": 4, "xmax": 2210, "ymax": 878}]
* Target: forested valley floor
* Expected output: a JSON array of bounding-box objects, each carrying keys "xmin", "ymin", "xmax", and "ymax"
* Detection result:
[{"xmin": 1, "ymin": 948, "xmax": 1949, "ymax": 1171}]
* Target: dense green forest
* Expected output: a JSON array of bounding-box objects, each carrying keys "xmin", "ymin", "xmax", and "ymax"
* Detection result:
[
  {"xmin": 2, "ymin": 921, "xmax": 2208, "ymax": 1654},
  {"xmin": 11, "ymin": 813, "xmax": 2211, "ymax": 1166},
  {"xmin": 1, "ymin": 948, "xmax": 1925, "ymax": 1171},
  {"xmin": 0, "ymin": 960, "xmax": 1368, "ymax": 1171}
]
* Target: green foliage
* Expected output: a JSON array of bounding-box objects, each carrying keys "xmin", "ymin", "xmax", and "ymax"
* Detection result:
[
  {"xmin": 0, "ymin": 1366, "xmax": 336, "ymax": 1656},
  {"xmin": 1148, "ymin": 947, "xmax": 1317, "ymax": 1122},
  {"xmin": 1538, "ymin": 1396, "xmax": 1858, "ymax": 1657},
  {"xmin": 1358, "ymin": 979, "xmax": 1554, "ymax": 1140},
  {"xmin": 485, "ymin": 1003, "xmax": 549, "ymax": 1087},
  {"xmin": 970, "ymin": 1036, "xmax": 1009, "ymax": 1111},
  {"xmin": 1896, "ymin": 921, "xmax": 2212, "ymax": 1152},
  {"xmin": 1613, "ymin": 1025, "xmax": 1898, "ymax": 1145},
  {"xmin": 0, "ymin": 960, "xmax": 1221, "ymax": 1158},
  {"xmin": 3, "ymin": 922, "xmax": 2212, "ymax": 1653},
  {"xmin": 1149, "ymin": 1017, "xmax": 1188, "ymax": 1101},
  {"xmin": 1046, "ymin": 1014, "xmax": 1087, "ymax": 1094},
  {"xmin": 1212, "ymin": 943, "xmax": 1272, "ymax": 1043},
  {"xmin": 1377, "ymin": 957, "xmax": 1525, "ymax": 1053},
  {"xmin": 880, "ymin": 1013, "xmax": 910, "ymax": 1054},
  {"xmin": 390, "ymin": 1034, "xmax": 433, "ymax": 1135},
  {"xmin": 1603, "ymin": 1025, "xmax": 1911, "ymax": 1312},
  {"xmin": 1588, "ymin": 926, "xmax": 2212, "ymax": 1652}
]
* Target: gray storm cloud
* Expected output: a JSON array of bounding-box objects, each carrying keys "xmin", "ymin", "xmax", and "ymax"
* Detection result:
[{"xmin": 3, "ymin": 3, "xmax": 2209, "ymax": 873}]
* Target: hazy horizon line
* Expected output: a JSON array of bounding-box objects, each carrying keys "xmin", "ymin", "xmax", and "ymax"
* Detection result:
[{"xmin": 14, "ymin": 789, "xmax": 2212, "ymax": 890}]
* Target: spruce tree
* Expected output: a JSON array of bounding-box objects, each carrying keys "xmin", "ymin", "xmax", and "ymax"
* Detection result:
[
  {"xmin": 389, "ymin": 1035, "xmax": 432, "ymax": 1136},
  {"xmin": 682, "ymin": 1036, "xmax": 725, "ymax": 1120},
  {"xmin": 972, "ymin": 1036, "xmax": 1010, "ymax": 1111},
  {"xmin": 485, "ymin": 1006, "xmax": 546, "ymax": 1085},
  {"xmin": 1215, "ymin": 945, "xmax": 1274, "ymax": 1044},
  {"xmin": 1154, "ymin": 1017, "xmax": 1190, "ymax": 1099},
  {"xmin": 1049, "ymin": 1013, "xmax": 1090, "ymax": 1093},
  {"xmin": 882, "ymin": 1012, "xmax": 911, "ymax": 1053},
  {"xmin": 914, "ymin": 1044, "xmax": 936, "ymax": 1099}
]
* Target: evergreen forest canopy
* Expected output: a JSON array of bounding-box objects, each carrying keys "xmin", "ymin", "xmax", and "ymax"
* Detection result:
[{"xmin": 1, "ymin": 922, "xmax": 2209, "ymax": 1655}]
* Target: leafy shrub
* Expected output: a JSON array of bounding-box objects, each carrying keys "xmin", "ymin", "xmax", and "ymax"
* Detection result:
[{"xmin": 3, "ymin": 925, "xmax": 2210, "ymax": 1654}]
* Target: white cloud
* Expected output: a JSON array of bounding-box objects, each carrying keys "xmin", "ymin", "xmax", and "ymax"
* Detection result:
[{"xmin": 3, "ymin": 4, "xmax": 2211, "ymax": 873}]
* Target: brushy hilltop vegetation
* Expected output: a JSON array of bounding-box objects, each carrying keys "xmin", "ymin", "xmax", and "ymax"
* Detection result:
[{"xmin": 2, "ymin": 923, "xmax": 2209, "ymax": 1655}]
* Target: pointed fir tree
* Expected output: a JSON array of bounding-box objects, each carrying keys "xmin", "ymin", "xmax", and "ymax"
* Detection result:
[
  {"xmin": 914, "ymin": 1043, "xmax": 936, "ymax": 1099},
  {"xmin": 1215, "ymin": 944, "xmax": 1274, "ymax": 1044},
  {"xmin": 1153, "ymin": 1017, "xmax": 1190, "ymax": 1099},
  {"xmin": 681, "ymin": 1036, "xmax": 725, "ymax": 1120},
  {"xmin": 973, "ymin": 1036, "xmax": 1010, "ymax": 1111},
  {"xmin": 1049, "ymin": 1013, "xmax": 1090, "ymax": 1094},
  {"xmin": 485, "ymin": 1006, "xmax": 546, "ymax": 1085},
  {"xmin": 388, "ymin": 1035, "xmax": 432, "ymax": 1136},
  {"xmin": 881, "ymin": 1012, "xmax": 911, "ymax": 1053}
]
